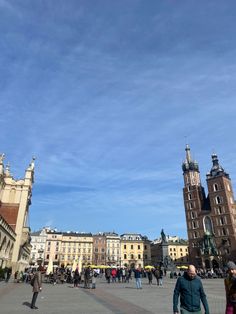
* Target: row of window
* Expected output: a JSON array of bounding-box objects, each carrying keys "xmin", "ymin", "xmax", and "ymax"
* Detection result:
[
  {"xmin": 170, "ymin": 252, "xmax": 186, "ymax": 257},
  {"xmin": 123, "ymin": 244, "xmax": 147, "ymax": 250},
  {"xmin": 169, "ymin": 248, "xmax": 188, "ymax": 252},
  {"xmin": 47, "ymin": 241, "xmax": 93, "ymax": 247},
  {"xmin": 186, "ymin": 182, "xmax": 231, "ymax": 193},
  {"xmin": 123, "ymin": 254, "xmax": 148, "ymax": 259},
  {"xmin": 187, "ymin": 193, "xmax": 234, "ymax": 206}
]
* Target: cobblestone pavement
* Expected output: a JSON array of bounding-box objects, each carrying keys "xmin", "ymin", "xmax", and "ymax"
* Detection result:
[{"xmin": 0, "ymin": 277, "xmax": 225, "ymax": 314}]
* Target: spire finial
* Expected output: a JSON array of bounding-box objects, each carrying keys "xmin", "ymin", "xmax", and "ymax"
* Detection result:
[
  {"xmin": 5, "ymin": 162, "xmax": 11, "ymax": 177},
  {"xmin": 0, "ymin": 153, "xmax": 5, "ymax": 164},
  {"xmin": 185, "ymin": 144, "xmax": 191, "ymax": 162},
  {"xmin": 31, "ymin": 156, "xmax": 36, "ymax": 170}
]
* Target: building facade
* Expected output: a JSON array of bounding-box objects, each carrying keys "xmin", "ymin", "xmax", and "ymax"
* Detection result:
[
  {"xmin": 30, "ymin": 227, "xmax": 50, "ymax": 266},
  {"xmin": 120, "ymin": 233, "xmax": 151, "ymax": 268},
  {"xmin": 104, "ymin": 232, "xmax": 120, "ymax": 266},
  {"xmin": 151, "ymin": 231, "xmax": 188, "ymax": 268},
  {"xmin": 182, "ymin": 145, "xmax": 236, "ymax": 269},
  {"xmin": 0, "ymin": 154, "xmax": 34, "ymax": 272},
  {"xmin": 92, "ymin": 233, "xmax": 106, "ymax": 265},
  {"xmin": 0, "ymin": 214, "xmax": 16, "ymax": 268},
  {"xmin": 61, "ymin": 232, "xmax": 93, "ymax": 267}
]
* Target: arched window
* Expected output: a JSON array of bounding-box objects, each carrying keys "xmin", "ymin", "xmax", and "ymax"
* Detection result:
[
  {"xmin": 222, "ymin": 228, "xmax": 227, "ymax": 236},
  {"xmin": 203, "ymin": 216, "xmax": 213, "ymax": 234},
  {"xmin": 215, "ymin": 196, "xmax": 222, "ymax": 204},
  {"xmin": 0, "ymin": 236, "xmax": 6, "ymax": 252},
  {"xmin": 5, "ymin": 240, "xmax": 10, "ymax": 254},
  {"xmin": 213, "ymin": 183, "xmax": 218, "ymax": 191}
]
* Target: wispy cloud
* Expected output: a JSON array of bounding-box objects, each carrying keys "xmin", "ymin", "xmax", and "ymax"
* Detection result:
[{"xmin": 1, "ymin": 1, "xmax": 236, "ymax": 239}]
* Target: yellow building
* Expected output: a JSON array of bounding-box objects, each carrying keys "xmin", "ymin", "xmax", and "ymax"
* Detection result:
[
  {"xmin": 0, "ymin": 154, "xmax": 34, "ymax": 273},
  {"xmin": 151, "ymin": 238, "xmax": 189, "ymax": 267},
  {"xmin": 120, "ymin": 233, "xmax": 151, "ymax": 268},
  {"xmin": 168, "ymin": 241, "xmax": 189, "ymax": 265}
]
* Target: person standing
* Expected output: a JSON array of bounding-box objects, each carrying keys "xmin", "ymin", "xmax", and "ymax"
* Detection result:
[
  {"xmin": 30, "ymin": 266, "xmax": 43, "ymax": 310},
  {"xmin": 73, "ymin": 268, "xmax": 80, "ymax": 288},
  {"xmin": 84, "ymin": 266, "xmax": 91, "ymax": 289},
  {"xmin": 91, "ymin": 270, "xmax": 97, "ymax": 289},
  {"xmin": 173, "ymin": 265, "xmax": 209, "ymax": 314},
  {"xmin": 147, "ymin": 269, "xmax": 153, "ymax": 285},
  {"xmin": 224, "ymin": 261, "xmax": 236, "ymax": 314},
  {"xmin": 158, "ymin": 268, "xmax": 163, "ymax": 286}
]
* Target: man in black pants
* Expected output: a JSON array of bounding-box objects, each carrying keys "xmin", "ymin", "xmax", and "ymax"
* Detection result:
[{"xmin": 31, "ymin": 266, "xmax": 43, "ymax": 309}]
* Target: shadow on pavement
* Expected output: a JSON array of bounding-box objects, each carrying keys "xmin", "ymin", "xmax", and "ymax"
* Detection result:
[{"xmin": 22, "ymin": 301, "xmax": 31, "ymax": 308}]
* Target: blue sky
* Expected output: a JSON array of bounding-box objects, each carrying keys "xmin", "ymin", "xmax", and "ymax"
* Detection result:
[{"xmin": 1, "ymin": 0, "xmax": 236, "ymax": 240}]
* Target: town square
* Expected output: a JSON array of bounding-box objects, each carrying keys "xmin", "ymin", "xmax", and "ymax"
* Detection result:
[
  {"xmin": 0, "ymin": 274, "xmax": 226, "ymax": 314},
  {"xmin": 1, "ymin": 1, "xmax": 236, "ymax": 313}
]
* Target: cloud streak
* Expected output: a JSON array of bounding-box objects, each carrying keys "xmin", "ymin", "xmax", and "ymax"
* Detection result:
[{"xmin": 1, "ymin": 1, "xmax": 236, "ymax": 239}]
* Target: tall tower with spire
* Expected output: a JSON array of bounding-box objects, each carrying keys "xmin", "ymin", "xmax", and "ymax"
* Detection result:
[
  {"xmin": 182, "ymin": 145, "xmax": 208, "ymax": 266},
  {"xmin": 182, "ymin": 147, "xmax": 236, "ymax": 268}
]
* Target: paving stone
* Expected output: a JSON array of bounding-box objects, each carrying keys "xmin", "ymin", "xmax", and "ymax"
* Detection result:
[{"xmin": 0, "ymin": 276, "xmax": 226, "ymax": 314}]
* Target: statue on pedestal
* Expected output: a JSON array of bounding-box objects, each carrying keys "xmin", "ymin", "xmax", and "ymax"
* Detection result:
[{"xmin": 161, "ymin": 229, "xmax": 167, "ymax": 243}]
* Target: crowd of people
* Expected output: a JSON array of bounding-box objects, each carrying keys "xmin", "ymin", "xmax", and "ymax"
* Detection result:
[{"xmin": 3, "ymin": 262, "xmax": 236, "ymax": 313}]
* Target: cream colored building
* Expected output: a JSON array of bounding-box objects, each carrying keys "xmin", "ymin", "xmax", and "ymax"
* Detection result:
[
  {"xmin": 44, "ymin": 231, "xmax": 93, "ymax": 268},
  {"xmin": 0, "ymin": 154, "xmax": 34, "ymax": 272},
  {"xmin": 104, "ymin": 232, "xmax": 120, "ymax": 266},
  {"xmin": 0, "ymin": 214, "xmax": 16, "ymax": 268},
  {"xmin": 60, "ymin": 232, "xmax": 93, "ymax": 267},
  {"xmin": 44, "ymin": 231, "xmax": 62, "ymax": 267},
  {"xmin": 168, "ymin": 241, "xmax": 189, "ymax": 265},
  {"xmin": 120, "ymin": 233, "xmax": 151, "ymax": 268}
]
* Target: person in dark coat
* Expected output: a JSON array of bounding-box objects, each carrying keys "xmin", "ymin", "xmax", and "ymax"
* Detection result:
[
  {"xmin": 173, "ymin": 265, "xmax": 209, "ymax": 314},
  {"xmin": 84, "ymin": 266, "xmax": 91, "ymax": 289},
  {"xmin": 74, "ymin": 268, "xmax": 80, "ymax": 288},
  {"xmin": 147, "ymin": 270, "xmax": 153, "ymax": 285},
  {"xmin": 30, "ymin": 266, "xmax": 43, "ymax": 309}
]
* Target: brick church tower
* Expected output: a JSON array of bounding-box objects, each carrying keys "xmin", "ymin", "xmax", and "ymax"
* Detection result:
[{"xmin": 182, "ymin": 145, "xmax": 236, "ymax": 269}]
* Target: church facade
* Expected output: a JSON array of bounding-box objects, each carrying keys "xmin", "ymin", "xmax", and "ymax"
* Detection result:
[
  {"xmin": 0, "ymin": 154, "xmax": 34, "ymax": 272},
  {"xmin": 182, "ymin": 145, "xmax": 236, "ymax": 269}
]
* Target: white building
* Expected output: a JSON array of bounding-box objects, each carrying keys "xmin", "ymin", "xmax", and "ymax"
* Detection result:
[
  {"xmin": 104, "ymin": 232, "xmax": 120, "ymax": 266},
  {"xmin": 30, "ymin": 227, "xmax": 51, "ymax": 266}
]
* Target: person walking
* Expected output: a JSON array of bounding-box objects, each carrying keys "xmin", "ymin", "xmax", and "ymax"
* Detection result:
[
  {"xmin": 173, "ymin": 265, "xmax": 209, "ymax": 314},
  {"xmin": 224, "ymin": 261, "xmax": 236, "ymax": 314},
  {"xmin": 30, "ymin": 266, "xmax": 43, "ymax": 310},
  {"xmin": 133, "ymin": 266, "xmax": 142, "ymax": 289}
]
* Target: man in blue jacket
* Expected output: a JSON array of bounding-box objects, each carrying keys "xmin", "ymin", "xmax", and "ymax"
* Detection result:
[{"xmin": 173, "ymin": 265, "xmax": 209, "ymax": 314}]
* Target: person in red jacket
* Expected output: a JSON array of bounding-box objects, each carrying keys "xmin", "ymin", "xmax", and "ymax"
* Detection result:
[{"xmin": 111, "ymin": 268, "xmax": 117, "ymax": 283}]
